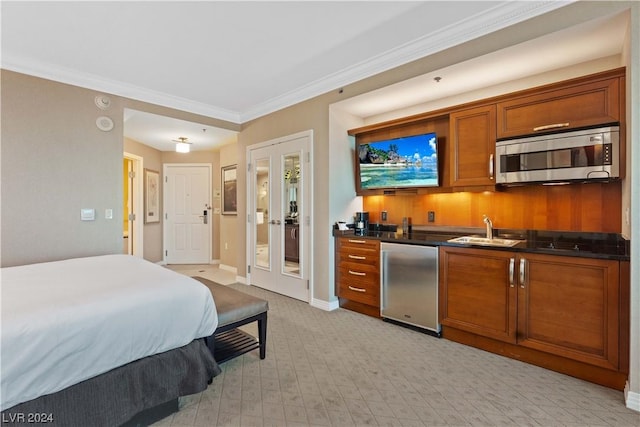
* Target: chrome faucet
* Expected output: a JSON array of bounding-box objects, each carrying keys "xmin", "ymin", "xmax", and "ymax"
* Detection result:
[{"xmin": 483, "ymin": 214, "xmax": 493, "ymax": 240}]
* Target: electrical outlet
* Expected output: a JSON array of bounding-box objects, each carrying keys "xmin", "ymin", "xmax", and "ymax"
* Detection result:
[
  {"xmin": 428, "ymin": 211, "xmax": 435, "ymax": 222},
  {"xmin": 381, "ymin": 211, "xmax": 387, "ymax": 221}
]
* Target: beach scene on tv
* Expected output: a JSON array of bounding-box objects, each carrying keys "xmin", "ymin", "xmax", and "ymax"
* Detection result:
[{"xmin": 358, "ymin": 133, "xmax": 438, "ymax": 189}]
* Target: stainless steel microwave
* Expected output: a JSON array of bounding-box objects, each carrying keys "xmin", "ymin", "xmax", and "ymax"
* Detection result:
[{"xmin": 495, "ymin": 126, "xmax": 620, "ymax": 185}]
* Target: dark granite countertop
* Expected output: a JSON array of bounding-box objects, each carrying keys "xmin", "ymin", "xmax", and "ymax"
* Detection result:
[{"xmin": 333, "ymin": 225, "xmax": 630, "ymax": 261}]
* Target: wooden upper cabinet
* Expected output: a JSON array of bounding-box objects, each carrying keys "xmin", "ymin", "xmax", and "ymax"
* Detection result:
[
  {"xmin": 449, "ymin": 104, "xmax": 496, "ymax": 187},
  {"xmin": 496, "ymin": 72, "xmax": 622, "ymax": 139}
]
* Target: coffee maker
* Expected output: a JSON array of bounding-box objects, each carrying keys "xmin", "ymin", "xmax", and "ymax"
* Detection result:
[{"xmin": 354, "ymin": 212, "xmax": 369, "ymax": 236}]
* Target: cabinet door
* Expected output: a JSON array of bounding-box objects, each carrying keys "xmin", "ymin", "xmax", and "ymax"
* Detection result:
[
  {"xmin": 449, "ymin": 105, "xmax": 496, "ymax": 187},
  {"xmin": 517, "ymin": 253, "xmax": 619, "ymax": 370},
  {"xmin": 496, "ymin": 77, "xmax": 620, "ymax": 139},
  {"xmin": 439, "ymin": 246, "xmax": 517, "ymax": 342}
]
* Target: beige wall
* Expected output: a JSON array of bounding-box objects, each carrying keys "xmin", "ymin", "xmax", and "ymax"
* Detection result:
[
  {"xmin": 219, "ymin": 143, "xmax": 239, "ymax": 272},
  {"xmin": 1, "ymin": 71, "xmax": 125, "ymax": 266},
  {"xmin": 1, "ymin": 70, "xmax": 238, "ymax": 267}
]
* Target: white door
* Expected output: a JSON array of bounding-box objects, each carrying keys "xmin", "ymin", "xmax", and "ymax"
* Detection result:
[
  {"xmin": 247, "ymin": 131, "xmax": 312, "ymax": 302},
  {"xmin": 164, "ymin": 164, "xmax": 212, "ymax": 264}
]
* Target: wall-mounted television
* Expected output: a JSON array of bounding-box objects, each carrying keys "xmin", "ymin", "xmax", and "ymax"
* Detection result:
[{"xmin": 356, "ymin": 132, "xmax": 439, "ymax": 191}]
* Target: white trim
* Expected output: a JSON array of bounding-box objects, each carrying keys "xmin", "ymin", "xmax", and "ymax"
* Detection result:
[
  {"xmin": 312, "ymin": 298, "xmax": 340, "ymax": 312},
  {"xmin": 0, "ymin": 2, "xmax": 570, "ymax": 124},
  {"xmin": 219, "ymin": 264, "xmax": 237, "ymax": 275},
  {"xmin": 123, "ymin": 152, "xmax": 144, "ymax": 258},
  {"xmin": 1, "ymin": 54, "xmax": 241, "ymax": 124},
  {"xmin": 239, "ymin": 1, "xmax": 573, "ymax": 122},
  {"xmin": 236, "ymin": 275, "xmax": 247, "ymax": 285},
  {"xmin": 625, "ymin": 382, "xmax": 640, "ymax": 412}
]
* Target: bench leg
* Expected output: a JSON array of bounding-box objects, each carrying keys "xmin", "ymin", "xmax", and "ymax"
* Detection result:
[{"xmin": 258, "ymin": 313, "xmax": 267, "ymax": 359}]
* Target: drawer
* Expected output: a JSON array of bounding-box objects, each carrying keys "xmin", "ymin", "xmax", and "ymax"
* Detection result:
[
  {"xmin": 337, "ymin": 276, "xmax": 379, "ymax": 307},
  {"xmin": 338, "ymin": 237, "xmax": 380, "ymax": 252},
  {"xmin": 338, "ymin": 247, "xmax": 379, "ymax": 266}
]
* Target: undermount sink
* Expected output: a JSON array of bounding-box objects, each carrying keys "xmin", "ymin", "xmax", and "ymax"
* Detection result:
[{"xmin": 447, "ymin": 235, "xmax": 524, "ymax": 247}]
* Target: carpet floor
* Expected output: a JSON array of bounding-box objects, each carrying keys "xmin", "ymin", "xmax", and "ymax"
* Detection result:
[{"xmin": 154, "ymin": 272, "xmax": 638, "ymax": 426}]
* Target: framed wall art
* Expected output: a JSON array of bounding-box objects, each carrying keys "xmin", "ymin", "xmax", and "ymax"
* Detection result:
[
  {"xmin": 144, "ymin": 168, "xmax": 160, "ymax": 223},
  {"xmin": 222, "ymin": 165, "xmax": 237, "ymax": 215}
]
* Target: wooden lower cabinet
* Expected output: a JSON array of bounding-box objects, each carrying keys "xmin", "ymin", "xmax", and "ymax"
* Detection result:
[
  {"xmin": 439, "ymin": 246, "xmax": 627, "ymax": 389},
  {"xmin": 335, "ymin": 236, "xmax": 380, "ymax": 317},
  {"xmin": 284, "ymin": 224, "xmax": 299, "ymax": 262}
]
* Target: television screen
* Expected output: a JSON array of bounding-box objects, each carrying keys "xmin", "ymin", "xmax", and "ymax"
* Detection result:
[{"xmin": 357, "ymin": 132, "xmax": 439, "ymax": 190}]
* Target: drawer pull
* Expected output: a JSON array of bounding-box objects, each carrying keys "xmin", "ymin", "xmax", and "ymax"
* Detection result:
[
  {"xmin": 533, "ymin": 122, "xmax": 569, "ymax": 132},
  {"xmin": 348, "ymin": 286, "xmax": 366, "ymax": 293},
  {"xmin": 348, "ymin": 254, "xmax": 366, "ymax": 260},
  {"xmin": 347, "ymin": 239, "xmax": 367, "ymax": 244},
  {"xmin": 348, "ymin": 270, "xmax": 366, "ymax": 276}
]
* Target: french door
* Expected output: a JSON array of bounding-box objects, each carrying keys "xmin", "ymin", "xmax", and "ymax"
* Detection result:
[{"xmin": 247, "ymin": 131, "xmax": 312, "ymax": 302}]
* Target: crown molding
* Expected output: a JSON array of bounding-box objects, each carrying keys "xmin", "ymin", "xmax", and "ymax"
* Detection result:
[
  {"xmin": 239, "ymin": 1, "xmax": 574, "ymax": 122},
  {"xmin": 1, "ymin": 54, "xmax": 242, "ymax": 124},
  {"xmin": 2, "ymin": 1, "xmax": 573, "ymax": 125}
]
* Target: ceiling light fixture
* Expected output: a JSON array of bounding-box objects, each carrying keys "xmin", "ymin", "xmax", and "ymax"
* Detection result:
[{"xmin": 173, "ymin": 137, "xmax": 191, "ymax": 153}]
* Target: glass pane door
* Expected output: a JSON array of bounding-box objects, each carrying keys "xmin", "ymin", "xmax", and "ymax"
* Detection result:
[
  {"xmin": 283, "ymin": 152, "xmax": 300, "ymax": 276},
  {"xmin": 255, "ymin": 158, "xmax": 270, "ymax": 269}
]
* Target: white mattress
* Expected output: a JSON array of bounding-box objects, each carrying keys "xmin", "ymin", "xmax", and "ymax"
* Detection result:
[{"xmin": 1, "ymin": 254, "xmax": 218, "ymax": 411}]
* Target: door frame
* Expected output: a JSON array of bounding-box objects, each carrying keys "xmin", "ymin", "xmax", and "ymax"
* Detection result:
[
  {"xmin": 123, "ymin": 152, "xmax": 144, "ymax": 257},
  {"xmin": 246, "ymin": 130, "xmax": 314, "ymax": 303},
  {"xmin": 163, "ymin": 163, "xmax": 213, "ymax": 264}
]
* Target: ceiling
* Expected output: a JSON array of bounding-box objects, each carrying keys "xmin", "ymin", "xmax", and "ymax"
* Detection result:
[{"xmin": 1, "ymin": 1, "xmax": 628, "ymax": 152}]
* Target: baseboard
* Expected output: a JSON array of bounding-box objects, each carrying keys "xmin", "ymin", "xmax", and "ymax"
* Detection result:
[
  {"xmin": 312, "ymin": 298, "xmax": 339, "ymax": 311},
  {"xmin": 236, "ymin": 275, "xmax": 247, "ymax": 285},
  {"xmin": 210, "ymin": 259, "xmax": 220, "ymax": 265},
  {"xmin": 624, "ymin": 381, "xmax": 640, "ymax": 412},
  {"xmin": 219, "ymin": 264, "xmax": 237, "ymax": 274}
]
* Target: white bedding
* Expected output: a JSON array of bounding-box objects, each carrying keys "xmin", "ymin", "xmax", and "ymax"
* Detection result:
[{"xmin": 1, "ymin": 254, "xmax": 218, "ymax": 411}]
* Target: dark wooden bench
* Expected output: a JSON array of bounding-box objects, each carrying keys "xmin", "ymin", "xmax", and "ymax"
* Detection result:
[{"xmin": 193, "ymin": 277, "xmax": 268, "ymax": 363}]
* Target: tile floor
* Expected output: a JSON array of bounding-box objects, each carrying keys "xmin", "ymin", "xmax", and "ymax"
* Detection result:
[{"xmin": 158, "ymin": 264, "xmax": 639, "ymax": 427}]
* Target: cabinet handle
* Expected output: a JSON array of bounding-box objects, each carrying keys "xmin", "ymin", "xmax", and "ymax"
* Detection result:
[
  {"xmin": 533, "ymin": 123, "xmax": 569, "ymax": 132},
  {"xmin": 489, "ymin": 154, "xmax": 494, "ymax": 179},
  {"xmin": 348, "ymin": 270, "xmax": 366, "ymax": 276},
  {"xmin": 348, "ymin": 286, "xmax": 366, "ymax": 293},
  {"xmin": 347, "ymin": 239, "xmax": 367, "ymax": 244},
  {"xmin": 519, "ymin": 258, "xmax": 526, "ymax": 288},
  {"xmin": 348, "ymin": 254, "xmax": 366, "ymax": 260},
  {"xmin": 509, "ymin": 258, "xmax": 515, "ymax": 287}
]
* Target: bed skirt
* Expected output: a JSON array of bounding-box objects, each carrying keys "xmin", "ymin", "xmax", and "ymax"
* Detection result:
[{"xmin": 1, "ymin": 339, "xmax": 220, "ymax": 427}]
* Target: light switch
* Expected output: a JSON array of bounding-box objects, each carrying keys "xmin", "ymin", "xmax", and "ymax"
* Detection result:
[
  {"xmin": 81, "ymin": 208, "xmax": 95, "ymax": 221},
  {"xmin": 105, "ymin": 208, "xmax": 113, "ymax": 219}
]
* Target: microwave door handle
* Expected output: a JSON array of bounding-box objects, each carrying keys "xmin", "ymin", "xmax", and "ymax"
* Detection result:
[{"xmin": 489, "ymin": 154, "xmax": 494, "ymax": 179}]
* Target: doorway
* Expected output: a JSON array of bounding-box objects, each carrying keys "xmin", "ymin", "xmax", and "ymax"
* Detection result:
[
  {"xmin": 163, "ymin": 164, "xmax": 212, "ymax": 264},
  {"xmin": 123, "ymin": 152, "xmax": 143, "ymax": 257},
  {"xmin": 247, "ymin": 130, "xmax": 312, "ymax": 302}
]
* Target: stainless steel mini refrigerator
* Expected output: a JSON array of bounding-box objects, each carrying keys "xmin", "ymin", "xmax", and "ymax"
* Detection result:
[{"xmin": 380, "ymin": 242, "xmax": 440, "ymax": 335}]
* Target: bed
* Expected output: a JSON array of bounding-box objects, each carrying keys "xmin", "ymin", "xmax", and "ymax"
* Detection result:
[{"xmin": 1, "ymin": 254, "xmax": 221, "ymax": 426}]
